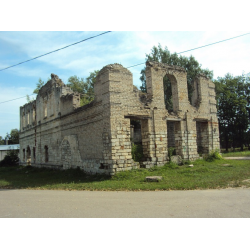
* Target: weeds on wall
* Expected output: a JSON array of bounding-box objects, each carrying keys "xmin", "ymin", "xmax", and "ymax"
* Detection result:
[
  {"xmin": 131, "ymin": 143, "xmax": 143, "ymax": 162},
  {"xmin": 168, "ymin": 147, "xmax": 176, "ymax": 162}
]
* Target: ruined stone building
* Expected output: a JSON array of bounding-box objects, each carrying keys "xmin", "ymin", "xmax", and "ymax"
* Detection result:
[{"xmin": 19, "ymin": 61, "xmax": 220, "ymax": 175}]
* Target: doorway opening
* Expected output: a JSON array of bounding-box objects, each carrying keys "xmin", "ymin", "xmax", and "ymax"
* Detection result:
[
  {"xmin": 196, "ymin": 121, "xmax": 209, "ymax": 155},
  {"xmin": 167, "ymin": 120, "xmax": 182, "ymax": 156},
  {"xmin": 26, "ymin": 146, "xmax": 31, "ymax": 165},
  {"xmin": 167, "ymin": 121, "xmax": 176, "ymax": 155},
  {"xmin": 130, "ymin": 119, "xmax": 143, "ymax": 162}
]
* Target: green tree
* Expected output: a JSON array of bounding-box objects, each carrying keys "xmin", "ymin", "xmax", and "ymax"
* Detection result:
[
  {"xmin": 0, "ymin": 149, "xmax": 19, "ymax": 166},
  {"xmin": 84, "ymin": 70, "xmax": 99, "ymax": 103},
  {"xmin": 33, "ymin": 78, "xmax": 45, "ymax": 94},
  {"xmin": 26, "ymin": 77, "xmax": 49, "ymax": 102},
  {"xmin": 30, "ymin": 71, "xmax": 99, "ymax": 106},
  {"xmin": 214, "ymin": 73, "xmax": 250, "ymax": 151},
  {"xmin": 0, "ymin": 136, "xmax": 4, "ymax": 145},
  {"xmin": 67, "ymin": 76, "xmax": 87, "ymax": 93},
  {"xmin": 67, "ymin": 70, "xmax": 99, "ymax": 106},
  {"xmin": 5, "ymin": 129, "xmax": 19, "ymax": 145},
  {"xmin": 26, "ymin": 94, "xmax": 35, "ymax": 103},
  {"xmin": 140, "ymin": 44, "xmax": 213, "ymax": 110}
]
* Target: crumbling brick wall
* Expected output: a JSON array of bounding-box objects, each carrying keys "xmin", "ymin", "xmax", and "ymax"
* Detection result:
[{"xmin": 19, "ymin": 61, "xmax": 220, "ymax": 175}]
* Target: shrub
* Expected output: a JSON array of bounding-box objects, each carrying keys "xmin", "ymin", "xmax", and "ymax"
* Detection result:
[
  {"xmin": 182, "ymin": 160, "xmax": 192, "ymax": 165},
  {"xmin": 204, "ymin": 149, "xmax": 223, "ymax": 162},
  {"xmin": 168, "ymin": 147, "xmax": 176, "ymax": 162},
  {"xmin": 163, "ymin": 162, "xmax": 179, "ymax": 169},
  {"xmin": 0, "ymin": 150, "xmax": 19, "ymax": 166},
  {"xmin": 131, "ymin": 143, "xmax": 143, "ymax": 162}
]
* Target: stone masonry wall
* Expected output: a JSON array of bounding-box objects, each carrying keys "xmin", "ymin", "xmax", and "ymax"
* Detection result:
[{"xmin": 20, "ymin": 61, "xmax": 220, "ymax": 175}]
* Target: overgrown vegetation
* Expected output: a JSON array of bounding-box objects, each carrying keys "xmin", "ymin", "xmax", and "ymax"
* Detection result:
[
  {"xmin": 31, "ymin": 71, "xmax": 99, "ymax": 107},
  {"xmin": 0, "ymin": 150, "xmax": 19, "ymax": 167},
  {"xmin": 1, "ymin": 158, "xmax": 250, "ymax": 190},
  {"xmin": 221, "ymin": 149, "xmax": 250, "ymax": 157},
  {"xmin": 168, "ymin": 147, "xmax": 176, "ymax": 162},
  {"xmin": 131, "ymin": 143, "xmax": 143, "ymax": 162},
  {"xmin": 0, "ymin": 129, "xmax": 19, "ymax": 145},
  {"xmin": 140, "ymin": 44, "xmax": 213, "ymax": 110},
  {"xmin": 67, "ymin": 71, "xmax": 98, "ymax": 106},
  {"xmin": 214, "ymin": 74, "xmax": 250, "ymax": 152},
  {"xmin": 204, "ymin": 149, "xmax": 223, "ymax": 162},
  {"xmin": 139, "ymin": 44, "xmax": 250, "ymax": 151}
]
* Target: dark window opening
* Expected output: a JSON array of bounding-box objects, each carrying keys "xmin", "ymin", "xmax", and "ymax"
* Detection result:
[
  {"xmin": 167, "ymin": 121, "xmax": 176, "ymax": 155},
  {"xmin": 44, "ymin": 145, "xmax": 49, "ymax": 162},
  {"xmin": 163, "ymin": 75, "xmax": 173, "ymax": 111},
  {"xmin": 33, "ymin": 147, "xmax": 36, "ymax": 163},
  {"xmin": 27, "ymin": 146, "xmax": 31, "ymax": 165},
  {"xmin": 130, "ymin": 119, "xmax": 143, "ymax": 162}
]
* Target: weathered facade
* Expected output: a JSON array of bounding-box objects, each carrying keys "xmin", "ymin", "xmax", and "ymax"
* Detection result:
[{"xmin": 19, "ymin": 61, "xmax": 220, "ymax": 175}]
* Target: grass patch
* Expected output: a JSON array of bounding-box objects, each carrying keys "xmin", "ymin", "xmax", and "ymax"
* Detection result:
[
  {"xmin": 221, "ymin": 150, "xmax": 250, "ymax": 157},
  {"xmin": 1, "ymin": 158, "xmax": 250, "ymax": 191}
]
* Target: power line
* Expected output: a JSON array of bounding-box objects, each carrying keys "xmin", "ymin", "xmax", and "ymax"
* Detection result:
[
  {"xmin": 1, "ymin": 32, "xmax": 249, "ymax": 104},
  {"xmin": 0, "ymin": 94, "xmax": 36, "ymax": 104},
  {"xmin": 0, "ymin": 31, "xmax": 112, "ymax": 72},
  {"xmin": 127, "ymin": 32, "xmax": 250, "ymax": 69},
  {"xmin": 177, "ymin": 32, "xmax": 250, "ymax": 55}
]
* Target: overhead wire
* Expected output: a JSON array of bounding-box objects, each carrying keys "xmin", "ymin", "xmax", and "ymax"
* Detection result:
[
  {"xmin": 0, "ymin": 31, "xmax": 112, "ymax": 72},
  {"xmin": 1, "ymin": 31, "xmax": 249, "ymax": 104},
  {"xmin": 0, "ymin": 31, "xmax": 112, "ymax": 104},
  {"xmin": 127, "ymin": 32, "xmax": 250, "ymax": 69},
  {"xmin": 0, "ymin": 94, "xmax": 36, "ymax": 104}
]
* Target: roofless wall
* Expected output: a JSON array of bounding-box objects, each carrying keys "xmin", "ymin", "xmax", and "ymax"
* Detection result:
[{"xmin": 19, "ymin": 62, "xmax": 220, "ymax": 175}]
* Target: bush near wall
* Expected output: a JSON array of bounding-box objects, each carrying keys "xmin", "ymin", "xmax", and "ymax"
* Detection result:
[
  {"xmin": 0, "ymin": 150, "xmax": 19, "ymax": 166},
  {"xmin": 131, "ymin": 143, "xmax": 143, "ymax": 162}
]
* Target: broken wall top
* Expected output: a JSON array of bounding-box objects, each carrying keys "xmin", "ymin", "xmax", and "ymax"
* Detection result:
[{"xmin": 38, "ymin": 73, "xmax": 65, "ymax": 98}]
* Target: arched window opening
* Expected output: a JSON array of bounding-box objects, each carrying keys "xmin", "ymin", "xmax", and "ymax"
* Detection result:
[
  {"xmin": 23, "ymin": 149, "xmax": 25, "ymax": 161},
  {"xmin": 163, "ymin": 75, "xmax": 173, "ymax": 111},
  {"xmin": 27, "ymin": 146, "xmax": 31, "ymax": 165},
  {"xmin": 163, "ymin": 74, "xmax": 178, "ymax": 112},
  {"xmin": 33, "ymin": 147, "xmax": 36, "ymax": 163},
  {"xmin": 44, "ymin": 145, "xmax": 49, "ymax": 162},
  {"xmin": 22, "ymin": 112, "xmax": 25, "ymax": 128},
  {"xmin": 32, "ymin": 105, "xmax": 36, "ymax": 123},
  {"xmin": 44, "ymin": 101, "xmax": 47, "ymax": 118},
  {"xmin": 191, "ymin": 78, "xmax": 201, "ymax": 108},
  {"xmin": 61, "ymin": 140, "xmax": 71, "ymax": 169}
]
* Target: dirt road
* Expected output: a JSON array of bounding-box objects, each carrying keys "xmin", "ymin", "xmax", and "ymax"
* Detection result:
[{"xmin": 1, "ymin": 188, "xmax": 250, "ymax": 218}]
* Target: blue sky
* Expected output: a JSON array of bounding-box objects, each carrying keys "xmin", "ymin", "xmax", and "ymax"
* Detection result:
[{"xmin": 1, "ymin": 31, "xmax": 250, "ymax": 138}]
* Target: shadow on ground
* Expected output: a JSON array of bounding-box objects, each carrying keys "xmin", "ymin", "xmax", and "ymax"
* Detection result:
[{"xmin": 0, "ymin": 165, "xmax": 111, "ymax": 190}]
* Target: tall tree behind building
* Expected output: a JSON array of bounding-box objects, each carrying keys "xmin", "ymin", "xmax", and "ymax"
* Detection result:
[
  {"xmin": 0, "ymin": 136, "xmax": 5, "ymax": 145},
  {"xmin": 139, "ymin": 44, "xmax": 213, "ymax": 110},
  {"xmin": 214, "ymin": 73, "xmax": 250, "ymax": 151},
  {"xmin": 67, "ymin": 70, "xmax": 98, "ymax": 106},
  {"xmin": 5, "ymin": 129, "xmax": 19, "ymax": 144},
  {"xmin": 31, "ymin": 71, "xmax": 99, "ymax": 106}
]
